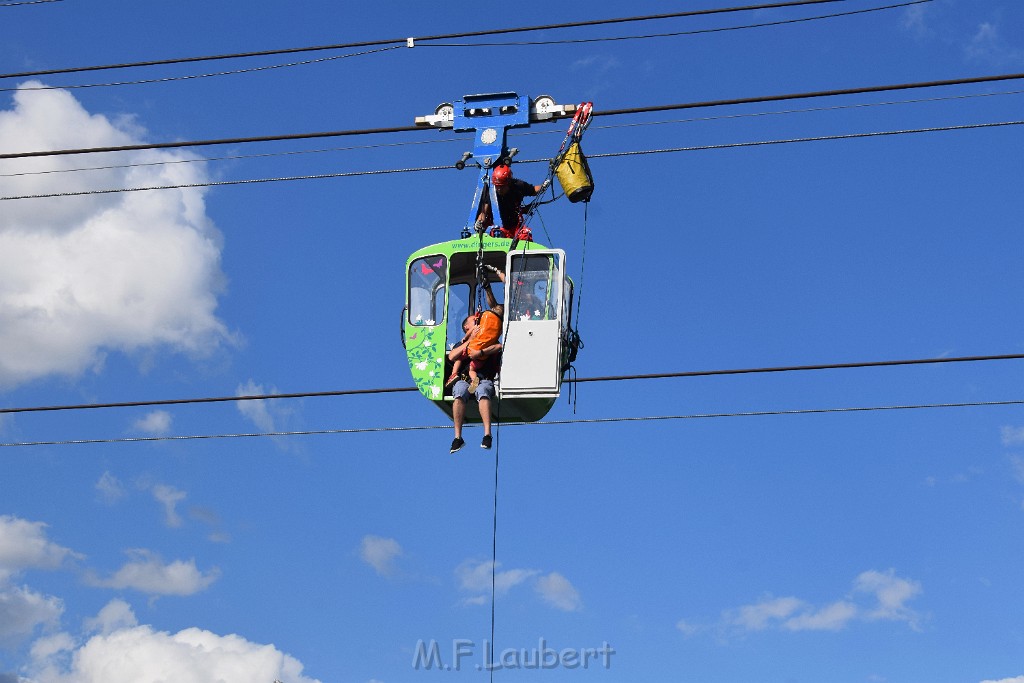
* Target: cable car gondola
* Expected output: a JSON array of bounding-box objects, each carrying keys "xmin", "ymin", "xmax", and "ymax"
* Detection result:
[
  {"xmin": 403, "ymin": 235, "xmax": 575, "ymax": 423},
  {"xmin": 402, "ymin": 92, "xmax": 591, "ymax": 423}
]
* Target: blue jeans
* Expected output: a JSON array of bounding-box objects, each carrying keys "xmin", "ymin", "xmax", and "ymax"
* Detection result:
[{"xmin": 452, "ymin": 378, "xmax": 495, "ymax": 402}]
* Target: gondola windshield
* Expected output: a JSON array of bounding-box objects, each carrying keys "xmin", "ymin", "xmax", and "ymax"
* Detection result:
[{"xmin": 407, "ymin": 255, "xmax": 446, "ymax": 328}]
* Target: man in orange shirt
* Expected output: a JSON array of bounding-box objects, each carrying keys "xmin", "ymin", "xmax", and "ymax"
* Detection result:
[{"xmin": 448, "ymin": 266, "xmax": 505, "ymax": 453}]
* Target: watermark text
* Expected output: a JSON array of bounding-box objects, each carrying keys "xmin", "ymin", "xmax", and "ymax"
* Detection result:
[{"xmin": 412, "ymin": 638, "xmax": 615, "ymax": 672}]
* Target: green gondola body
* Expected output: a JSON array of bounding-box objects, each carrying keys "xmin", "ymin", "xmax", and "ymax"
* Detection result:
[{"xmin": 403, "ymin": 235, "xmax": 575, "ymax": 423}]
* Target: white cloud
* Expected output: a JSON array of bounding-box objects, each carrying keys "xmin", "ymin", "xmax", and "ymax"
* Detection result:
[
  {"xmin": 26, "ymin": 610, "xmax": 320, "ymax": 683},
  {"xmin": 359, "ymin": 536, "xmax": 402, "ymax": 576},
  {"xmin": 0, "ymin": 516, "xmax": 78, "ymax": 582},
  {"xmin": 534, "ymin": 572, "xmax": 582, "ymax": 612},
  {"xmin": 0, "ymin": 517, "xmax": 76, "ymax": 644},
  {"xmin": 455, "ymin": 561, "xmax": 582, "ymax": 612},
  {"xmin": 151, "ymin": 484, "xmax": 187, "ymax": 528},
  {"xmin": 83, "ymin": 599, "xmax": 138, "ymax": 636},
  {"xmin": 730, "ymin": 596, "xmax": 806, "ymax": 631},
  {"xmin": 854, "ymin": 569, "xmax": 922, "ymax": 626},
  {"xmin": 782, "ymin": 600, "xmax": 858, "ymax": 632},
  {"xmin": 901, "ymin": 4, "xmax": 932, "ymax": 39},
  {"xmin": 980, "ymin": 677, "xmax": 1024, "ymax": 683},
  {"xmin": 963, "ymin": 20, "xmax": 1023, "ymax": 66},
  {"xmin": 675, "ymin": 619, "xmax": 701, "ymax": 637},
  {"xmin": 713, "ymin": 569, "xmax": 923, "ymax": 636},
  {"xmin": 0, "ymin": 585, "xmax": 63, "ymax": 643},
  {"xmin": 1010, "ymin": 456, "xmax": 1024, "ymax": 485},
  {"xmin": 456, "ymin": 560, "xmax": 538, "ymax": 598},
  {"xmin": 569, "ymin": 55, "xmax": 620, "ymax": 73},
  {"xmin": 0, "ymin": 83, "xmax": 233, "ymax": 390},
  {"xmin": 87, "ymin": 549, "xmax": 219, "ymax": 596},
  {"xmin": 94, "ymin": 471, "xmax": 125, "ymax": 505},
  {"xmin": 189, "ymin": 507, "xmax": 230, "ymax": 544},
  {"xmin": 131, "ymin": 410, "xmax": 172, "ymax": 436},
  {"xmin": 235, "ymin": 379, "xmax": 296, "ymax": 433},
  {"xmin": 29, "ymin": 632, "xmax": 74, "ymax": 662},
  {"xmin": 1002, "ymin": 427, "xmax": 1024, "ymax": 447}
]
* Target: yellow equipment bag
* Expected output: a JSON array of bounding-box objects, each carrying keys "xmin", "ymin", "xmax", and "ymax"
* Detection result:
[{"xmin": 554, "ymin": 141, "xmax": 594, "ymax": 203}]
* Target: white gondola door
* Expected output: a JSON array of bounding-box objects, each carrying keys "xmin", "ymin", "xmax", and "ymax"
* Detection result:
[{"xmin": 499, "ymin": 249, "xmax": 566, "ymax": 398}]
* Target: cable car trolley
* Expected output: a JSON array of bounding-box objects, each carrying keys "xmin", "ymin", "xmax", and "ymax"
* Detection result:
[{"xmin": 402, "ymin": 92, "xmax": 592, "ymax": 423}]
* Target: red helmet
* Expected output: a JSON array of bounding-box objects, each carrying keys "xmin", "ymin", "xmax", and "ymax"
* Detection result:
[{"xmin": 492, "ymin": 164, "xmax": 512, "ymax": 187}]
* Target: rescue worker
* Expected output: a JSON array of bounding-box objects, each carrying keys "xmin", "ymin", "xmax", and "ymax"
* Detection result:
[{"xmin": 477, "ymin": 164, "xmax": 547, "ymax": 241}]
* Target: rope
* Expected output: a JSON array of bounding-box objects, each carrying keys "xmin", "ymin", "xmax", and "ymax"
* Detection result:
[
  {"xmin": 4, "ymin": 399, "xmax": 1022, "ymax": 448},
  {"xmin": 488, "ymin": 408, "xmax": 501, "ymax": 681},
  {"xmin": 575, "ymin": 202, "xmax": 589, "ymax": 330}
]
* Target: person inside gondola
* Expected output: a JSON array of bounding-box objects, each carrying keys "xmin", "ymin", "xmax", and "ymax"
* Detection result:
[
  {"xmin": 448, "ymin": 267, "xmax": 505, "ymax": 453},
  {"xmin": 477, "ymin": 164, "xmax": 545, "ymax": 241},
  {"xmin": 510, "ymin": 281, "xmax": 546, "ymax": 320},
  {"xmin": 445, "ymin": 266, "xmax": 505, "ymax": 390}
]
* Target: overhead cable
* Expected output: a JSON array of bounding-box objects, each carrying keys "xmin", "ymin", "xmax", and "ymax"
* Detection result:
[
  {"xmin": 3, "ymin": 118, "xmax": 1021, "ymax": 202},
  {"xmin": 2, "ymin": 398, "xmax": 1021, "ymax": 448},
  {"xmin": 0, "ymin": 0, "xmax": 846, "ymax": 80},
  {"xmin": 585, "ymin": 119, "xmax": 1024, "ymax": 160},
  {"xmin": 5, "ymin": 1, "xmax": 926, "ymax": 93},
  {"xmin": 10, "ymin": 88, "xmax": 1022, "ymax": 180},
  {"xmin": 0, "ymin": 46, "xmax": 402, "ymax": 93},
  {"xmin": 424, "ymin": 0, "xmax": 930, "ymax": 47},
  {"xmin": 0, "ymin": 0, "xmax": 63, "ymax": 6},
  {"xmin": 594, "ymin": 72, "xmax": 1024, "ymax": 117},
  {"xmin": 2, "ymin": 70, "xmax": 1021, "ymax": 162},
  {"xmin": 3, "ymin": 352, "xmax": 1022, "ymax": 415}
]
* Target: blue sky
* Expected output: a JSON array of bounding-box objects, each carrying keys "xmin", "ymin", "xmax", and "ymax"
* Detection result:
[{"xmin": 1, "ymin": 0, "xmax": 1023, "ymax": 681}]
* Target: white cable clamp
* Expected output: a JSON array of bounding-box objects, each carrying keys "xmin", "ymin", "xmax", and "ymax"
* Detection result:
[{"xmin": 406, "ymin": 37, "xmax": 415, "ymax": 48}]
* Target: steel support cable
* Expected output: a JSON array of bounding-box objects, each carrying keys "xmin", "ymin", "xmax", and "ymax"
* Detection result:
[
  {"xmin": 582, "ymin": 119, "xmax": 1024, "ymax": 160},
  {"xmin": 3, "ymin": 70, "xmax": 1023, "ymax": 162},
  {"xmin": 0, "ymin": 125, "xmax": 423, "ymax": 161},
  {"xmin": 0, "ymin": 163, "xmax": 451, "ymax": 201},
  {"xmin": 0, "ymin": 137, "xmax": 464, "ymax": 179},
  {"xmin": 4, "ymin": 2, "xmax": 926, "ymax": 93},
  {"xmin": 582, "ymin": 88, "xmax": 1024, "ymax": 133},
  {"xmin": 3, "ymin": 118, "xmax": 1021, "ymax": 202},
  {"xmin": 8, "ymin": 88, "xmax": 1022, "ymax": 181},
  {"xmin": 3, "ymin": 353, "xmax": 1023, "ymax": 416},
  {"xmin": 0, "ymin": 0, "xmax": 63, "ymax": 6},
  {"xmin": 0, "ymin": 46, "xmax": 403, "ymax": 93},
  {"xmin": 2, "ymin": 399, "xmax": 1022, "ymax": 448},
  {"xmin": 424, "ymin": 0, "xmax": 930, "ymax": 47},
  {"xmin": 592, "ymin": 72, "xmax": 1024, "ymax": 118},
  {"xmin": 0, "ymin": 0, "xmax": 845, "ymax": 81}
]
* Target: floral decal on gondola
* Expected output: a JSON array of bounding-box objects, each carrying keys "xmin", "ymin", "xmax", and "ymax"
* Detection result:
[{"xmin": 406, "ymin": 324, "xmax": 445, "ymax": 399}]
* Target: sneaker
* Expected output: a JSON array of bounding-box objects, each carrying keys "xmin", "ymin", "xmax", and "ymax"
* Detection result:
[
  {"xmin": 449, "ymin": 437, "xmax": 465, "ymax": 454},
  {"xmin": 481, "ymin": 434, "xmax": 492, "ymax": 449}
]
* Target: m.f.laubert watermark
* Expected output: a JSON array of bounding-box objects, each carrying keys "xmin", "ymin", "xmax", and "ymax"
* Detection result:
[{"xmin": 412, "ymin": 638, "xmax": 615, "ymax": 672}]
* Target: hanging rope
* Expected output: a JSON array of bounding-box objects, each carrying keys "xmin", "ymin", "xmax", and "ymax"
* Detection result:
[
  {"xmin": 521, "ymin": 101, "xmax": 593, "ymax": 226},
  {"xmin": 557, "ymin": 101, "xmax": 593, "ymax": 156},
  {"xmin": 488, "ymin": 403, "xmax": 501, "ymax": 681},
  {"xmin": 475, "ymin": 225, "xmax": 487, "ymax": 312},
  {"xmin": 575, "ymin": 201, "xmax": 589, "ymax": 329}
]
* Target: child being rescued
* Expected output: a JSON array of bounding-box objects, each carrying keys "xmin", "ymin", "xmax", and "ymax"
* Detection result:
[{"xmin": 446, "ymin": 265, "xmax": 505, "ymax": 392}]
